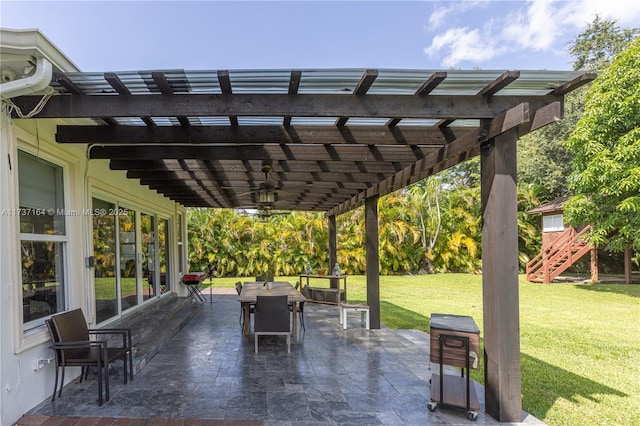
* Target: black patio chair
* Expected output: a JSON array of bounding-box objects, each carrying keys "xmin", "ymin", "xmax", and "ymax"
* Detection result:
[
  {"xmin": 236, "ymin": 281, "xmax": 255, "ymax": 327},
  {"xmin": 254, "ymin": 295, "xmax": 291, "ymax": 353},
  {"xmin": 255, "ymin": 276, "xmax": 266, "ymax": 282},
  {"xmin": 289, "ymin": 281, "xmax": 306, "ymax": 330},
  {"xmin": 46, "ymin": 308, "xmax": 133, "ymax": 406}
]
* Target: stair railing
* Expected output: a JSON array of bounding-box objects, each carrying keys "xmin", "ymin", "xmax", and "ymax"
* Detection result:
[{"xmin": 526, "ymin": 225, "xmax": 592, "ymax": 283}]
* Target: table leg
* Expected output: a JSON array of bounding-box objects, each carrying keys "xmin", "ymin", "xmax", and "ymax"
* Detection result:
[{"xmin": 292, "ymin": 302, "xmax": 298, "ymax": 338}]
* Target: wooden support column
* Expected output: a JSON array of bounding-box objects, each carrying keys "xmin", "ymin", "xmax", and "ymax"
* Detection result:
[
  {"xmin": 480, "ymin": 128, "xmax": 522, "ymax": 422},
  {"xmin": 328, "ymin": 214, "xmax": 338, "ymax": 289},
  {"xmin": 365, "ymin": 196, "xmax": 380, "ymax": 329}
]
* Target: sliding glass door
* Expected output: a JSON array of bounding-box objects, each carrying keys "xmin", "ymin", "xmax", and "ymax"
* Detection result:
[
  {"xmin": 141, "ymin": 213, "xmax": 155, "ymax": 301},
  {"xmin": 158, "ymin": 218, "xmax": 169, "ymax": 294},
  {"xmin": 93, "ymin": 198, "xmax": 174, "ymax": 323},
  {"xmin": 93, "ymin": 198, "xmax": 118, "ymax": 323},
  {"xmin": 119, "ymin": 208, "xmax": 139, "ymax": 312}
]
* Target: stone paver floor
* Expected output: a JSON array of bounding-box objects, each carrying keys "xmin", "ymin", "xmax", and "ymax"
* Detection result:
[{"xmin": 23, "ymin": 295, "xmax": 543, "ymax": 425}]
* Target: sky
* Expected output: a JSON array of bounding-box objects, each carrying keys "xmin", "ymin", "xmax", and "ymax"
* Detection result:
[{"xmin": 1, "ymin": 0, "xmax": 639, "ymax": 72}]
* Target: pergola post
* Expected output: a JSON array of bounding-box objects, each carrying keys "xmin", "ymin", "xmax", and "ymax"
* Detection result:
[
  {"xmin": 365, "ymin": 196, "xmax": 380, "ymax": 329},
  {"xmin": 328, "ymin": 215, "xmax": 337, "ymax": 267},
  {"xmin": 328, "ymin": 214, "xmax": 338, "ymax": 289},
  {"xmin": 480, "ymin": 128, "xmax": 522, "ymax": 422}
]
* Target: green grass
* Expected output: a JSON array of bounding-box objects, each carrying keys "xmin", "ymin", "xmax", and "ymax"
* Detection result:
[{"xmin": 205, "ymin": 274, "xmax": 640, "ymax": 426}]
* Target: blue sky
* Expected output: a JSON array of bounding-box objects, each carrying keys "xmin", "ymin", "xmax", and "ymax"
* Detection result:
[{"xmin": 2, "ymin": 1, "xmax": 639, "ymax": 72}]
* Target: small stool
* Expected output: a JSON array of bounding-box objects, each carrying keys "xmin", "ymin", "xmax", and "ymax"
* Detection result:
[{"xmin": 339, "ymin": 303, "xmax": 370, "ymax": 330}]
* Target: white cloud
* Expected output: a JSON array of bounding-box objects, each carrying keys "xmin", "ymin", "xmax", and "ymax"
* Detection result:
[
  {"xmin": 566, "ymin": 0, "xmax": 640, "ymax": 27},
  {"xmin": 428, "ymin": 1, "xmax": 488, "ymax": 29},
  {"xmin": 503, "ymin": 0, "xmax": 563, "ymax": 51},
  {"xmin": 428, "ymin": 5, "xmax": 453, "ymax": 29},
  {"xmin": 425, "ymin": 27, "xmax": 503, "ymax": 68},
  {"xmin": 424, "ymin": 0, "xmax": 640, "ymax": 68}
]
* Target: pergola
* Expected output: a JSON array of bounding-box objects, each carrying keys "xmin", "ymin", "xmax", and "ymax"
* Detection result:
[{"xmin": 11, "ymin": 68, "xmax": 594, "ymax": 422}]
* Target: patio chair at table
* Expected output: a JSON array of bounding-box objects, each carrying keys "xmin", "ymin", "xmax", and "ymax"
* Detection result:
[
  {"xmin": 235, "ymin": 281, "xmax": 255, "ymax": 328},
  {"xmin": 289, "ymin": 281, "xmax": 306, "ymax": 330},
  {"xmin": 254, "ymin": 295, "xmax": 291, "ymax": 353},
  {"xmin": 46, "ymin": 308, "xmax": 133, "ymax": 406}
]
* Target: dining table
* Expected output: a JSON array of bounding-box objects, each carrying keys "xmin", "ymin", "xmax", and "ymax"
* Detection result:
[{"xmin": 238, "ymin": 281, "xmax": 307, "ymax": 337}]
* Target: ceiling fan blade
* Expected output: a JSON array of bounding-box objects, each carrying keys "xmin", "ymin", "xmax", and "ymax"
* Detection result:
[{"xmin": 236, "ymin": 189, "xmax": 259, "ymax": 197}]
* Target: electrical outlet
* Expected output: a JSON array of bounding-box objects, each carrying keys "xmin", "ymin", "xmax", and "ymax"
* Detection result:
[{"xmin": 32, "ymin": 357, "xmax": 52, "ymax": 371}]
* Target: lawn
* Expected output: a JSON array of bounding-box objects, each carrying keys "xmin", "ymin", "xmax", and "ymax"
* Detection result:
[{"xmin": 204, "ymin": 274, "xmax": 640, "ymax": 426}]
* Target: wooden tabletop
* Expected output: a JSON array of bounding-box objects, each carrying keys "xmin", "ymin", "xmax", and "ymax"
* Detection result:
[{"xmin": 239, "ymin": 282, "xmax": 307, "ymax": 303}]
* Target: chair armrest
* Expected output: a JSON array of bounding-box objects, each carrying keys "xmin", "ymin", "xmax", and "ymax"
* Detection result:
[
  {"xmin": 50, "ymin": 340, "xmax": 106, "ymax": 349},
  {"xmin": 88, "ymin": 327, "xmax": 131, "ymax": 337},
  {"xmin": 89, "ymin": 328, "xmax": 132, "ymax": 349}
]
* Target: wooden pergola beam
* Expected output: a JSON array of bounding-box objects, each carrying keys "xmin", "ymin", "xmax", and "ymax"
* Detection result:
[
  {"xmin": 283, "ymin": 70, "xmax": 302, "ymax": 127},
  {"xmin": 336, "ymin": 69, "xmax": 379, "ymax": 126},
  {"xmin": 217, "ymin": 70, "xmax": 239, "ymax": 126},
  {"xmin": 549, "ymin": 72, "xmax": 597, "ymax": 95},
  {"xmin": 109, "ymin": 158, "xmax": 410, "ymax": 174},
  {"xmin": 12, "ymin": 93, "xmax": 561, "ymax": 119},
  {"xmin": 130, "ymin": 169, "xmax": 384, "ymax": 184},
  {"xmin": 478, "ymin": 70, "xmax": 520, "ymax": 97},
  {"xmin": 89, "ymin": 144, "xmax": 439, "ymax": 162},
  {"xmin": 56, "ymin": 124, "xmax": 461, "ymax": 145}
]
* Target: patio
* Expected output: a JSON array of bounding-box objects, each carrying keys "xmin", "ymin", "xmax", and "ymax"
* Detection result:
[{"xmin": 22, "ymin": 294, "xmax": 544, "ymax": 425}]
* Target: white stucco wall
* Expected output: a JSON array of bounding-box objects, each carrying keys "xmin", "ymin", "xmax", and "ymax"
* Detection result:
[{"xmin": 0, "ymin": 114, "xmax": 186, "ymax": 424}]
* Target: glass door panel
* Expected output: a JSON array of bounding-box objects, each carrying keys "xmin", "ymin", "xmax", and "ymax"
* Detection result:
[
  {"xmin": 119, "ymin": 209, "xmax": 138, "ymax": 311},
  {"xmin": 141, "ymin": 213, "xmax": 156, "ymax": 300},
  {"xmin": 159, "ymin": 218, "xmax": 169, "ymax": 294},
  {"xmin": 93, "ymin": 198, "xmax": 117, "ymax": 323}
]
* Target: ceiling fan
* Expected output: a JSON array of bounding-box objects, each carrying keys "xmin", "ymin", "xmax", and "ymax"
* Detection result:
[{"xmin": 236, "ymin": 160, "xmax": 282, "ymax": 207}]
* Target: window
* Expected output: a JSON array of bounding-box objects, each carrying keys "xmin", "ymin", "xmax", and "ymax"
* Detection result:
[
  {"xmin": 177, "ymin": 214, "xmax": 184, "ymax": 276},
  {"xmin": 542, "ymin": 214, "xmax": 564, "ymax": 232},
  {"xmin": 19, "ymin": 151, "xmax": 67, "ymax": 327}
]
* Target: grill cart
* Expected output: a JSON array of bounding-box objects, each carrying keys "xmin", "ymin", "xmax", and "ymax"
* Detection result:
[
  {"xmin": 181, "ymin": 272, "xmax": 208, "ymax": 302},
  {"xmin": 428, "ymin": 313, "xmax": 481, "ymax": 421}
]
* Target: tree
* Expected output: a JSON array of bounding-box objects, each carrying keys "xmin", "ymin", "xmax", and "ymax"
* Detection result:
[
  {"xmin": 569, "ymin": 16, "xmax": 640, "ymax": 72},
  {"xmin": 518, "ymin": 17, "xmax": 639, "ymax": 202},
  {"xmin": 563, "ymin": 37, "xmax": 640, "ymax": 255},
  {"xmin": 406, "ymin": 178, "xmax": 442, "ymax": 273}
]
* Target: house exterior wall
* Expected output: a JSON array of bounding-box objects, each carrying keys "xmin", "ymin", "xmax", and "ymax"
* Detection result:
[
  {"xmin": 541, "ymin": 229, "xmax": 566, "ymax": 250},
  {"xmin": 0, "ymin": 109, "xmax": 186, "ymax": 425}
]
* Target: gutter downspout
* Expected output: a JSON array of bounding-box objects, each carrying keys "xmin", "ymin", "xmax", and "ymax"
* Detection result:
[{"xmin": 0, "ymin": 57, "xmax": 52, "ymax": 100}]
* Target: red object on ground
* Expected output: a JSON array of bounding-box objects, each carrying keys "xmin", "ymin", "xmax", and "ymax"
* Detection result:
[{"xmin": 182, "ymin": 272, "xmax": 207, "ymax": 284}]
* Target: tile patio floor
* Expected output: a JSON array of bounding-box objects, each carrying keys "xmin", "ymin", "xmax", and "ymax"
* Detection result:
[{"xmin": 24, "ymin": 293, "xmax": 544, "ymax": 425}]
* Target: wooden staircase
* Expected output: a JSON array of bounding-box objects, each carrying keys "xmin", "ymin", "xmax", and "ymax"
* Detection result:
[{"xmin": 526, "ymin": 226, "xmax": 594, "ymax": 283}]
